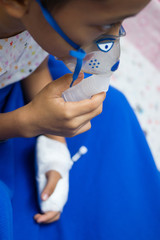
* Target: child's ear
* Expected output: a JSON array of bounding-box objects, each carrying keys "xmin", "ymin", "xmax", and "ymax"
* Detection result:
[{"xmin": 0, "ymin": 0, "xmax": 29, "ymax": 18}]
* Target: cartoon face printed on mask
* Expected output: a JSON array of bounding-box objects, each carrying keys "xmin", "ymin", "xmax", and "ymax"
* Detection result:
[{"xmin": 65, "ymin": 36, "xmax": 120, "ymax": 76}]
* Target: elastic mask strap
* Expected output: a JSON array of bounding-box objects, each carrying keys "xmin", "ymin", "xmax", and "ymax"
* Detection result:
[
  {"xmin": 69, "ymin": 49, "xmax": 86, "ymax": 87},
  {"xmin": 36, "ymin": 0, "xmax": 79, "ymax": 50},
  {"xmin": 36, "ymin": 0, "xmax": 87, "ymax": 86}
]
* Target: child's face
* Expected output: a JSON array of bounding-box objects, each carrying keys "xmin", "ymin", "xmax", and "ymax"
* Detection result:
[{"xmin": 21, "ymin": 0, "xmax": 150, "ymax": 59}]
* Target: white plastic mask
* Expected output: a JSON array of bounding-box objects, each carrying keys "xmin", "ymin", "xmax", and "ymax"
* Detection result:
[{"xmin": 65, "ymin": 36, "xmax": 121, "ymax": 77}]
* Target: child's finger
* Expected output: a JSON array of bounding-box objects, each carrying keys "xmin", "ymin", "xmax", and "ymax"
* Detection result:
[
  {"xmin": 41, "ymin": 170, "xmax": 61, "ymax": 201},
  {"xmin": 72, "ymin": 72, "xmax": 84, "ymax": 86},
  {"xmin": 34, "ymin": 212, "xmax": 56, "ymax": 222},
  {"xmin": 65, "ymin": 91, "xmax": 106, "ymax": 118},
  {"xmin": 74, "ymin": 121, "xmax": 91, "ymax": 136},
  {"xmin": 34, "ymin": 211, "xmax": 60, "ymax": 223},
  {"xmin": 34, "ymin": 213, "xmax": 41, "ymax": 221},
  {"xmin": 44, "ymin": 213, "xmax": 61, "ymax": 224}
]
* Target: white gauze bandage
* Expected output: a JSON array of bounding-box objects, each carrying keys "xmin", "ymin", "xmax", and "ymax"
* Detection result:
[
  {"xmin": 36, "ymin": 135, "xmax": 73, "ymax": 178},
  {"xmin": 37, "ymin": 172, "xmax": 69, "ymax": 213},
  {"xmin": 36, "ymin": 135, "xmax": 73, "ymax": 212}
]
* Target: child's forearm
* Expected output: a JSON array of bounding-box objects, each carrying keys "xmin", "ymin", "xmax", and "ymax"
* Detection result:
[
  {"xmin": 44, "ymin": 134, "xmax": 66, "ymax": 144},
  {"xmin": 0, "ymin": 106, "xmax": 31, "ymax": 140},
  {"xmin": 21, "ymin": 57, "xmax": 65, "ymax": 143},
  {"xmin": 0, "ymin": 58, "xmax": 63, "ymax": 141}
]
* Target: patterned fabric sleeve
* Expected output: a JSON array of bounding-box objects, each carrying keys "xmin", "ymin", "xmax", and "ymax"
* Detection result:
[{"xmin": 0, "ymin": 31, "xmax": 49, "ymax": 89}]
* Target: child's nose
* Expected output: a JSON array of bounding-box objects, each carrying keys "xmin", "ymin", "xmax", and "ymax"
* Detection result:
[
  {"xmin": 113, "ymin": 23, "xmax": 122, "ymax": 35},
  {"xmin": 105, "ymin": 22, "xmax": 122, "ymax": 36}
]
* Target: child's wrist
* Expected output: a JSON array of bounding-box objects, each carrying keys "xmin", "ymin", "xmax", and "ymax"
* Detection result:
[
  {"xmin": 16, "ymin": 103, "xmax": 40, "ymax": 138},
  {"xmin": 36, "ymin": 135, "xmax": 73, "ymax": 178},
  {"xmin": 44, "ymin": 134, "xmax": 66, "ymax": 144}
]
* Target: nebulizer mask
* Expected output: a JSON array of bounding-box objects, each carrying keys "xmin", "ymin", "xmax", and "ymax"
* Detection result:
[{"xmin": 36, "ymin": 0, "xmax": 126, "ymax": 101}]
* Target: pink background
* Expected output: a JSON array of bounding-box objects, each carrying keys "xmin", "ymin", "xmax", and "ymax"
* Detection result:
[{"xmin": 124, "ymin": 0, "xmax": 160, "ymax": 70}]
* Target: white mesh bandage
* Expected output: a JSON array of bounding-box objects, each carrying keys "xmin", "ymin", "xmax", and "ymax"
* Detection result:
[
  {"xmin": 36, "ymin": 135, "xmax": 73, "ymax": 178},
  {"xmin": 35, "ymin": 135, "xmax": 73, "ymax": 212},
  {"xmin": 37, "ymin": 172, "xmax": 69, "ymax": 213}
]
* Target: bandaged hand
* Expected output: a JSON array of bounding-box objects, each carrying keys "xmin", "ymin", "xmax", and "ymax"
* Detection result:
[{"xmin": 34, "ymin": 135, "xmax": 73, "ymax": 224}]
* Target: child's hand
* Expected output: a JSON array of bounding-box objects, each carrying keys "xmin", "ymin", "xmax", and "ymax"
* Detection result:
[
  {"xmin": 21, "ymin": 73, "xmax": 106, "ymax": 138},
  {"xmin": 34, "ymin": 210, "xmax": 60, "ymax": 224},
  {"xmin": 34, "ymin": 171, "xmax": 70, "ymax": 224},
  {"xmin": 35, "ymin": 135, "xmax": 72, "ymax": 224},
  {"xmin": 34, "ymin": 170, "xmax": 61, "ymax": 224},
  {"xmin": 41, "ymin": 170, "xmax": 61, "ymax": 204}
]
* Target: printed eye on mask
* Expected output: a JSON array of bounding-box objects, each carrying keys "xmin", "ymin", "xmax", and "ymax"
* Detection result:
[{"xmin": 65, "ymin": 36, "xmax": 120, "ymax": 75}]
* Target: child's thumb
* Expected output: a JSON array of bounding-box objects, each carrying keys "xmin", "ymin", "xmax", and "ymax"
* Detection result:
[
  {"xmin": 41, "ymin": 170, "xmax": 61, "ymax": 201},
  {"xmin": 51, "ymin": 72, "xmax": 84, "ymax": 97}
]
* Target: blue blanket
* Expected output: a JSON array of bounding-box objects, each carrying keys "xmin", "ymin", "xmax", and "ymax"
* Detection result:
[{"xmin": 0, "ymin": 56, "xmax": 160, "ymax": 240}]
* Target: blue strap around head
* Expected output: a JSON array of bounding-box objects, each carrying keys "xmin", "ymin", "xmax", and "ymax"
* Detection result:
[
  {"xmin": 36, "ymin": 0, "xmax": 80, "ymax": 50},
  {"xmin": 70, "ymin": 49, "xmax": 86, "ymax": 87}
]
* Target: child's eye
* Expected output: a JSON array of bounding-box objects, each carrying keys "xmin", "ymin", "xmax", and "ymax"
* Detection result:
[{"xmin": 97, "ymin": 41, "xmax": 114, "ymax": 52}]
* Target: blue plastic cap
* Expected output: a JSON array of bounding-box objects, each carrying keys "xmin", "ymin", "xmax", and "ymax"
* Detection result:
[{"xmin": 111, "ymin": 60, "xmax": 120, "ymax": 72}]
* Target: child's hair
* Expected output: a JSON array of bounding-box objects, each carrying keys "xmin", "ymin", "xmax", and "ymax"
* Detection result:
[
  {"xmin": 12, "ymin": 0, "xmax": 106, "ymax": 13},
  {"xmin": 41, "ymin": 0, "xmax": 68, "ymax": 11},
  {"xmin": 15, "ymin": 0, "xmax": 101, "ymax": 11},
  {"xmin": 41, "ymin": 0, "xmax": 102, "ymax": 10},
  {"xmin": 14, "ymin": 0, "xmax": 69, "ymax": 11}
]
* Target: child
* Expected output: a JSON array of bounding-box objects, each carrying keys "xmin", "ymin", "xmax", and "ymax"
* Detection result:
[
  {"xmin": 0, "ymin": 0, "xmax": 107, "ymax": 224},
  {"xmin": 0, "ymin": 0, "xmax": 121, "ymax": 224},
  {"xmin": 1, "ymin": 1, "xmax": 159, "ymax": 240}
]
